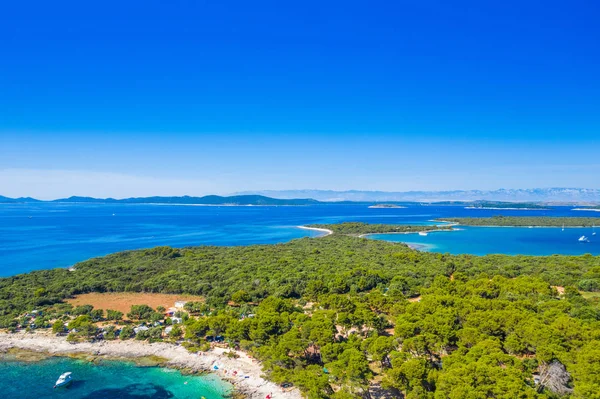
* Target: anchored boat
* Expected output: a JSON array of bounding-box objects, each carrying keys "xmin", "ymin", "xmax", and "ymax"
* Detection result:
[{"xmin": 54, "ymin": 372, "xmax": 72, "ymax": 388}]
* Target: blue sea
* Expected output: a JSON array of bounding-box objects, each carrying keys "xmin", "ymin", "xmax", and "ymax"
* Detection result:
[
  {"xmin": 0, "ymin": 356, "xmax": 231, "ymax": 399},
  {"xmin": 1, "ymin": 203, "xmax": 599, "ymax": 276},
  {"xmin": 369, "ymin": 225, "xmax": 600, "ymax": 256}
]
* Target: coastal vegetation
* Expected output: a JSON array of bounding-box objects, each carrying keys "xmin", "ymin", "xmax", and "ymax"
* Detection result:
[
  {"xmin": 307, "ymin": 222, "xmax": 452, "ymax": 235},
  {"xmin": 440, "ymin": 216, "xmax": 599, "ymax": 227},
  {"xmin": 1, "ymin": 229, "xmax": 600, "ymax": 398}
]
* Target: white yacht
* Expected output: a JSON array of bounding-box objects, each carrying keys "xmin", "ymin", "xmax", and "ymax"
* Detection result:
[
  {"xmin": 54, "ymin": 372, "xmax": 72, "ymax": 388},
  {"xmin": 593, "ymin": 225, "xmax": 596, "ymax": 236},
  {"xmin": 578, "ymin": 235, "xmax": 589, "ymax": 243},
  {"xmin": 418, "ymin": 232, "xmax": 428, "ymax": 236}
]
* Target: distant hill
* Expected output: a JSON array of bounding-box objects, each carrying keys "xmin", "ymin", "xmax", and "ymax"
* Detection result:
[
  {"xmin": 0, "ymin": 196, "xmax": 41, "ymax": 203},
  {"xmin": 0, "ymin": 195, "xmax": 319, "ymax": 206},
  {"xmin": 235, "ymin": 188, "xmax": 600, "ymax": 203},
  {"xmin": 3, "ymin": 189, "xmax": 600, "ymax": 205}
]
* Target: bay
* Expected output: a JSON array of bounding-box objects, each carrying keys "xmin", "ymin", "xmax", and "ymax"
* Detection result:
[
  {"xmin": 0, "ymin": 356, "xmax": 231, "ymax": 399},
  {"xmin": 368, "ymin": 225, "xmax": 600, "ymax": 256}
]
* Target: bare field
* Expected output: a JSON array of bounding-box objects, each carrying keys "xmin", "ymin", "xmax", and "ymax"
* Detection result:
[{"xmin": 66, "ymin": 292, "xmax": 204, "ymax": 315}]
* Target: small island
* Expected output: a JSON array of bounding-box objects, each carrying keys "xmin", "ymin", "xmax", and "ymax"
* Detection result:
[
  {"xmin": 439, "ymin": 216, "xmax": 599, "ymax": 227},
  {"xmin": 368, "ymin": 204, "xmax": 406, "ymax": 209},
  {"xmin": 464, "ymin": 201, "xmax": 549, "ymax": 210},
  {"xmin": 573, "ymin": 206, "xmax": 600, "ymax": 212}
]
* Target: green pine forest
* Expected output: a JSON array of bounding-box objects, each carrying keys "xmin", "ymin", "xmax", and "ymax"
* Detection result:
[
  {"xmin": 439, "ymin": 216, "xmax": 600, "ymax": 227},
  {"xmin": 1, "ymin": 222, "xmax": 600, "ymax": 398}
]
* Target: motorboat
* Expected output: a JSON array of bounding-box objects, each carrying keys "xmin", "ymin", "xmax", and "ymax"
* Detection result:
[
  {"xmin": 578, "ymin": 235, "xmax": 589, "ymax": 243},
  {"xmin": 54, "ymin": 372, "xmax": 72, "ymax": 388},
  {"xmin": 418, "ymin": 232, "xmax": 428, "ymax": 236}
]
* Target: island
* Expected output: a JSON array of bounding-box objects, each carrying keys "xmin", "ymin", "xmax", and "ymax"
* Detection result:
[
  {"xmin": 367, "ymin": 204, "xmax": 406, "ymax": 209},
  {"xmin": 573, "ymin": 206, "xmax": 600, "ymax": 212},
  {"xmin": 439, "ymin": 216, "xmax": 599, "ymax": 227},
  {"xmin": 464, "ymin": 201, "xmax": 549, "ymax": 210},
  {"xmin": 1, "ymin": 224, "xmax": 599, "ymax": 398}
]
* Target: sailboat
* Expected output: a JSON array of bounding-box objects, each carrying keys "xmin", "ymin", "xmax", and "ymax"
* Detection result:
[
  {"xmin": 593, "ymin": 224, "xmax": 596, "ymax": 236},
  {"xmin": 562, "ymin": 224, "xmax": 564, "ymax": 232}
]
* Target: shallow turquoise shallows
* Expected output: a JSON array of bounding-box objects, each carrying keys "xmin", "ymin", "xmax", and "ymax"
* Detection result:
[
  {"xmin": 0, "ymin": 357, "xmax": 232, "ymax": 399},
  {"xmin": 368, "ymin": 226, "xmax": 600, "ymax": 256}
]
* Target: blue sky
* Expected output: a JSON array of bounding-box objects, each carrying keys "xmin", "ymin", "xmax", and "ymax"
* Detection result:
[{"xmin": 1, "ymin": 1, "xmax": 599, "ymax": 198}]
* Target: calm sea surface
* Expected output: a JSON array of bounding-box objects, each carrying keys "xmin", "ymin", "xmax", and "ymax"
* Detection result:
[
  {"xmin": 0, "ymin": 356, "xmax": 231, "ymax": 399},
  {"xmin": 1, "ymin": 203, "xmax": 599, "ymax": 276}
]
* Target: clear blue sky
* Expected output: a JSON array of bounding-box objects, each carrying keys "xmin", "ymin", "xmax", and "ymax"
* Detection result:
[{"xmin": 1, "ymin": 0, "xmax": 598, "ymax": 199}]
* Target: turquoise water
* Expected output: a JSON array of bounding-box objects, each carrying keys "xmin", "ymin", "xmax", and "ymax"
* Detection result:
[
  {"xmin": 0, "ymin": 356, "xmax": 232, "ymax": 399},
  {"xmin": 368, "ymin": 226, "xmax": 600, "ymax": 256}
]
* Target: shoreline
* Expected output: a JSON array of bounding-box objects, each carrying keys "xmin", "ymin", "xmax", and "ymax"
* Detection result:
[
  {"xmin": 0, "ymin": 332, "xmax": 301, "ymax": 399},
  {"xmin": 572, "ymin": 208, "xmax": 600, "ymax": 212},
  {"xmin": 359, "ymin": 227, "xmax": 456, "ymax": 239},
  {"xmin": 297, "ymin": 225, "xmax": 333, "ymax": 237}
]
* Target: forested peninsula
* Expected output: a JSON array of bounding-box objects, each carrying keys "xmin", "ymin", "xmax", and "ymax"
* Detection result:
[
  {"xmin": 306, "ymin": 222, "xmax": 452, "ymax": 235},
  {"xmin": 440, "ymin": 216, "xmax": 600, "ymax": 227},
  {"xmin": 1, "ymin": 226, "xmax": 600, "ymax": 398}
]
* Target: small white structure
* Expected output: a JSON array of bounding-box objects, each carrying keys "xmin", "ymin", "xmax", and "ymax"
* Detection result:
[
  {"xmin": 165, "ymin": 326, "xmax": 173, "ymax": 334},
  {"xmin": 171, "ymin": 317, "xmax": 183, "ymax": 324},
  {"xmin": 134, "ymin": 325, "xmax": 149, "ymax": 334},
  {"xmin": 174, "ymin": 301, "xmax": 188, "ymax": 309}
]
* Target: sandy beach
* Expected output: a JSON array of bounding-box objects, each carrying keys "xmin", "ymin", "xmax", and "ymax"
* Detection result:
[
  {"xmin": 297, "ymin": 226, "xmax": 333, "ymax": 237},
  {"xmin": 0, "ymin": 332, "xmax": 302, "ymax": 399}
]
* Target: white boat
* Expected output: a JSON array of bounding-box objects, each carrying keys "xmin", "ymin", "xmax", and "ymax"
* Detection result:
[
  {"xmin": 562, "ymin": 224, "xmax": 564, "ymax": 231},
  {"xmin": 54, "ymin": 372, "xmax": 72, "ymax": 388},
  {"xmin": 418, "ymin": 232, "xmax": 428, "ymax": 236},
  {"xmin": 593, "ymin": 225, "xmax": 596, "ymax": 236},
  {"xmin": 578, "ymin": 235, "xmax": 589, "ymax": 243}
]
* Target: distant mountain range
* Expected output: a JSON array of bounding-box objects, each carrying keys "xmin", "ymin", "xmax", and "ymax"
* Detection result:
[
  {"xmin": 0, "ymin": 195, "xmax": 319, "ymax": 206},
  {"xmin": 234, "ymin": 188, "xmax": 600, "ymax": 203},
  {"xmin": 2, "ymin": 188, "xmax": 599, "ymax": 205}
]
